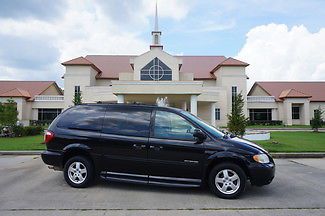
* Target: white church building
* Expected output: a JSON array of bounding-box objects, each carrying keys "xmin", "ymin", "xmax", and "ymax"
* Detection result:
[
  {"xmin": 61, "ymin": 10, "xmax": 249, "ymax": 127},
  {"xmin": 2, "ymin": 8, "xmax": 323, "ymax": 127}
]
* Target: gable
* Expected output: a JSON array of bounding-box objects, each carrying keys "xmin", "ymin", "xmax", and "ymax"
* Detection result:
[
  {"xmin": 40, "ymin": 84, "xmax": 62, "ymax": 95},
  {"xmin": 248, "ymin": 84, "xmax": 270, "ymax": 96}
]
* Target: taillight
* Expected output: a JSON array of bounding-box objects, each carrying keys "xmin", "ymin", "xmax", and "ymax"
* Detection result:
[{"xmin": 44, "ymin": 130, "xmax": 55, "ymax": 143}]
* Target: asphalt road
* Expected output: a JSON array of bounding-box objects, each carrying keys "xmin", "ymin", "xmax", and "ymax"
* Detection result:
[{"xmin": 0, "ymin": 156, "xmax": 324, "ymax": 216}]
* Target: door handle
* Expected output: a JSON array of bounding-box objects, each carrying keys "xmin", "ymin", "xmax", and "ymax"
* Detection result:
[
  {"xmin": 149, "ymin": 145, "xmax": 163, "ymax": 151},
  {"xmin": 133, "ymin": 144, "xmax": 146, "ymax": 150}
]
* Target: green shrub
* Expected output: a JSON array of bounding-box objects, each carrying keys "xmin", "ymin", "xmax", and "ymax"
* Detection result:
[{"xmin": 12, "ymin": 125, "xmax": 44, "ymax": 137}]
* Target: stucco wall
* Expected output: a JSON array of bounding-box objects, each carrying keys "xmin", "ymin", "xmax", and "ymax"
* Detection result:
[
  {"xmin": 132, "ymin": 48, "xmax": 182, "ymax": 81},
  {"xmin": 41, "ymin": 84, "xmax": 62, "ymax": 95},
  {"xmin": 64, "ymin": 65, "xmax": 97, "ymax": 108},
  {"xmin": 309, "ymin": 102, "xmax": 325, "ymax": 119},
  {"xmin": 249, "ymin": 85, "xmax": 270, "ymax": 96},
  {"xmin": 215, "ymin": 66, "xmax": 248, "ymax": 117}
]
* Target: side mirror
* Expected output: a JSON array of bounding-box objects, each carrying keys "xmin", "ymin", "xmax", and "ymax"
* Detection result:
[{"xmin": 193, "ymin": 129, "xmax": 207, "ymax": 143}]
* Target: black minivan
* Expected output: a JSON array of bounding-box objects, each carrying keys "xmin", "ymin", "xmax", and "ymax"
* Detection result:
[{"xmin": 42, "ymin": 103, "xmax": 275, "ymax": 199}]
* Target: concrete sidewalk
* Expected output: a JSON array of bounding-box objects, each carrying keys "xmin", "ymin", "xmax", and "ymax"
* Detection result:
[
  {"xmin": 248, "ymin": 128, "xmax": 325, "ymax": 132},
  {"xmin": 0, "ymin": 156, "xmax": 324, "ymax": 216}
]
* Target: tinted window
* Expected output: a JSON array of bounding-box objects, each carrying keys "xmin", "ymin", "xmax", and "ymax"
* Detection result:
[
  {"xmin": 57, "ymin": 105, "xmax": 106, "ymax": 131},
  {"xmin": 292, "ymin": 106, "xmax": 300, "ymax": 119},
  {"xmin": 102, "ymin": 107, "xmax": 151, "ymax": 137},
  {"xmin": 153, "ymin": 111, "xmax": 196, "ymax": 141}
]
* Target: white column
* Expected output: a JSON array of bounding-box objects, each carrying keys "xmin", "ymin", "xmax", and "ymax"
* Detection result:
[
  {"xmin": 283, "ymin": 100, "xmax": 292, "ymax": 126},
  {"xmin": 190, "ymin": 95, "xmax": 198, "ymax": 116},
  {"xmin": 181, "ymin": 101, "xmax": 187, "ymax": 111},
  {"xmin": 303, "ymin": 100, "xmax": 310, "ymax": 125},
  {"xmin": 210, "ymin": 102, "xmax": 216, "ymax": 127},
  {"xmin": 116, "ymin": 95, "xmax": 124, "ymax": 103}
]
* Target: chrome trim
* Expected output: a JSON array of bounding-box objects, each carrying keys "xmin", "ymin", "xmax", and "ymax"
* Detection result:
[
  {"xmin": 150, "ymin": 175, "xmax": 201, "ymax": 183},
  {"xmin": 104, "ymin": 171, "xmax": 148, "ymax": 178},
  {"xmin": 104, "ymin": 176, "xmax": 148, "ymax": 184},
  {"xmin": 184, "ymin": 160, "xmax": 199, "ymax": 164},
  {"xmin": 149, "ymin": 181, "xmax": 200, "ymax": 187}
]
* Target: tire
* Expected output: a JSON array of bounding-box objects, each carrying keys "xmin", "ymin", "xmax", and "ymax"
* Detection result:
[
  {"xmin": 64, "ymin": 156, "xmax": 94, "ymax": 188},
  {"xmin": 208, "ymin": 163, "xmax": 246, "ymax": 199}
]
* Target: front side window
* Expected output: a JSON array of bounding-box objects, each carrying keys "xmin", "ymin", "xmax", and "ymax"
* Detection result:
[
  {"xmin": 292, "ymin": 107, "xmax": 300, "ymax": 119},
  {"xmin": 140, "ymin": 57, "xmax": 172, "ymax": 81},
  {"xmin": 153, "ymin": 111, "xmax": 196, "ymax": 141},
  {"xmin": 102, "ymin": 107, "xmax": 151, "ymax": 137}
]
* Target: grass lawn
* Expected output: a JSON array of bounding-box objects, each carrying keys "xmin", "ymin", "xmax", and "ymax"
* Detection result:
[
  {"xmin": 0, "ymin": 132, "xmax": 324, "ymax": 153},
  {"xmin": 246, "ymin": 124, "xmax": 324, "ymax": 129},
  {"xmin": 0, "ymin": 135, "xmax": 45, "ymax": 151},
  {"xmin": 256, "ymin": 131, "xmax": 325, "ymax": 152}
]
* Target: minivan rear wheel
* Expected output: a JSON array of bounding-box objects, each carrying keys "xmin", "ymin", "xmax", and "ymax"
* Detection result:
[
  {"xmin": 64, "ymin": 156, "xmax": 94, "ymax": 188},
  {"xmin": 208, "ymin": 163, "xmax": 246, "ymax": 199}
]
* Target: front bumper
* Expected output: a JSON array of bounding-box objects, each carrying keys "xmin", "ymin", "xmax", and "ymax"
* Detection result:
[
  {"xmin": 41, "ymin": 150, "xmax": 63, "ymax": 168},
  {"xmin": 248, "ymin": 162, "xmax": 275, "ymax": 186}
]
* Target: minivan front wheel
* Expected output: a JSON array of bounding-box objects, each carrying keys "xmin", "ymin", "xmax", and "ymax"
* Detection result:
[
  {"xmin": 64, "ymin": 156, "xmax": 93, "ymax": 188},
  {"xmin": 208, "ymin": 163, "xmax": 246, "ymax": 199}
]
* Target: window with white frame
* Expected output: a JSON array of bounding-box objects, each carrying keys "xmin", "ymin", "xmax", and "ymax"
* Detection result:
[
  {"xmin": 215, "ymin": 108, "xmax": 220, "ymax": 120},
  {"xmin": 74, "ymin": 86, "xmax": 81, "ymax": 96},
  {"xmin": 232, "ymin": 86, "xmax": 237, "ymax": 104}
]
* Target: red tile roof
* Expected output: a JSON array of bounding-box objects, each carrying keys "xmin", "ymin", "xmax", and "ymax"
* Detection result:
[
  {"xmin": 0, "ymin": 88, "xmax": 31, "ymax": 98},
  {"xmin": 62, "ymin": 57, "xmax": 102, "ymax": 74},
  {"xmin": 279, "ymin": 88, "xmax": 311, "ymax": 99},
  {"xmin": 62, "ymin": 55, "xmax": 248, "ymax": 80},
  {"xmin": 0, "ymin": 81, "xmax": 62, "ymax": 101},
  {"xmin": 250, "ymin": 82, "xmax": 325, "ymax": 102}
]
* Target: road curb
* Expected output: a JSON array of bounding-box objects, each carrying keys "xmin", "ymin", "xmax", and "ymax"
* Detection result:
[
  {"xmin": 0, "ymin": 151, "xmax": 324, "ymax": 158},
  {"xmin": 0, "ymin": 151, "xmax": 43, "ymax": 155},
  {"xmin": 271, "ymin": 153, "xmax": 325, "ymax": 158}
]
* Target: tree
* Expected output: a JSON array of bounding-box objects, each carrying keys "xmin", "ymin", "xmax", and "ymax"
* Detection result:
[
  {"xmin": 0, "ymin": 99, "xmax": 18, "ymax": 126},
  {"xmin": 311, "ymin": 107, "xmax": 323, "ymax": 132},
  {"xmin": 227, "ymin": 92, "xmax": 248, "ymax": 137},
  {"xmin": 72, "ymin": 92, "xmax": 82, "ymax": 105}
]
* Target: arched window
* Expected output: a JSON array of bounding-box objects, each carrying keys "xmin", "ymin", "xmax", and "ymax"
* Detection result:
[{"xmin": 140, "ymin": 58, "xmax": 172, "ymax": 81}]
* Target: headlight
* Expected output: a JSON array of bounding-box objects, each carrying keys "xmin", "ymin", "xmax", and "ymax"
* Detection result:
[{"xmin": 253, "ymin": 154, "xmax": 270, "ymax": 164}]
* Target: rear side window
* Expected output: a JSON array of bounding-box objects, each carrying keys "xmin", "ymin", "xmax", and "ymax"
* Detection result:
[
  {"xmin": 57, "ymin": 105, "xmax": 106, "ymax": 131},
  {"xmin": 102, "ymin": 107, "xmax": 151, "ymax": 137}
]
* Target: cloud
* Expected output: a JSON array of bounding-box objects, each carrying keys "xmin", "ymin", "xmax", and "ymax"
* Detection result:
[
  {"xmin": 0, "ymin": 0, "xmax": 65, "ymax": 20},
  {"xmin": 0, "ymin": 0, "xmax": 193, "ymax": 86},
  {"xmin": 236, "ymin": 24, "xmax": 325, "ymax": 88}
]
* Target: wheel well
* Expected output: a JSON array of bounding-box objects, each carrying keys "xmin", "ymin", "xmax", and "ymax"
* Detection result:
[
  {"xmin": 205, "ymin": 157, "xmax": 250, "ymax": 182},
  {"xmin": 63, "ymin": 149, "xmax": 94, "ymax": 168}
]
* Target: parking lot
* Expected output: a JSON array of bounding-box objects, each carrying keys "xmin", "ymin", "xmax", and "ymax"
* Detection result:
[{"xmin": 0, "ymin": 155, "xmax": 324, "ymax": 216}]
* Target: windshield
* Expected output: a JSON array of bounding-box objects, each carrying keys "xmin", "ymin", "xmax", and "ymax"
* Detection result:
[{"xmin": 181, "ymin": 110, "xmax": 225, "ymax": 139}]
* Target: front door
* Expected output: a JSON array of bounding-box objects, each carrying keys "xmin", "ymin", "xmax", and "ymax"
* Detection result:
[
  {"xmin": 100, "ymin": 106, "xmax": 152, "ymax": 183},
  {"xmin": 148, "ymin": 110, "xmax": 206, "ymax": 186}
]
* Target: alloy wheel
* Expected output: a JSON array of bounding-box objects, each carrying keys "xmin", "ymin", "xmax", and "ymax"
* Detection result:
[
  {"xmin": 215, "ymin": 169, "xmax": 240, "ymax": 195},
  {"xmin": 68, "ymin": 161, "xmax": 88, "ymax": 184}
]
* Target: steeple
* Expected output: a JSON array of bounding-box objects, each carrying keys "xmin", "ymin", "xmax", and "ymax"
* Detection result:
[
  {"xmin": 151, "ymin": 1, "xmax": 163, "ymax": 50},
  {"xmin": 154, "ymin": 1, "xmax": 158, "ymax": 31}
]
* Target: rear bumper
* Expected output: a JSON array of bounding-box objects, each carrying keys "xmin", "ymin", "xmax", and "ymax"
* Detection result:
[
  {"xmin": 248, "ymin": 162, "xmax": 275, "ymax": 186},
  {"xmin": 41, "ymin": 150, "xmax": 63, "ymax": 168}
]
